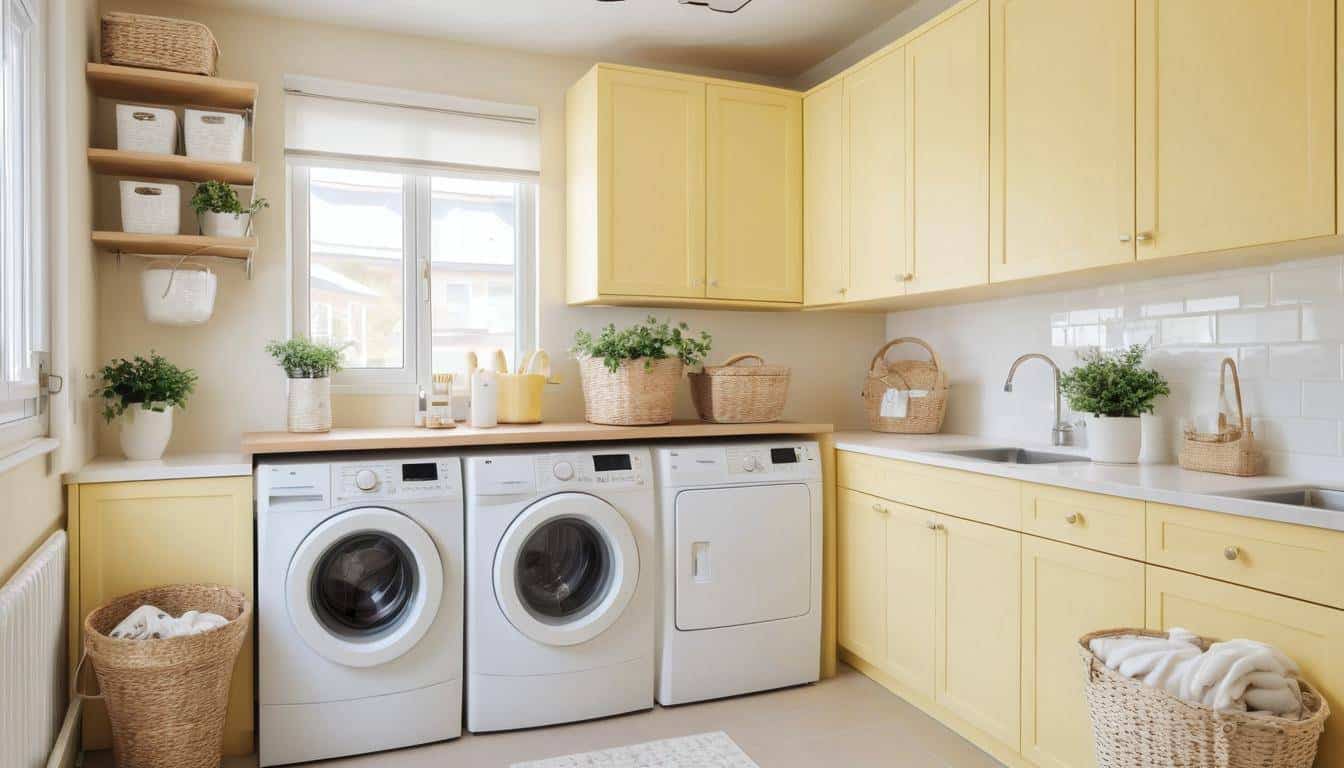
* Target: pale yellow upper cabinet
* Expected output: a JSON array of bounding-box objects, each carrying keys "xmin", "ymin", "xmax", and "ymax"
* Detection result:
[
  {"xmin": 1135, "ymin": 0, "xmax": 1335, "ymax": 260},
  {"xmin": 706, "ymin": 85, "xmax": 803, "ymax": 303},
  {"xmin": 905, "ymin": 0, "xmax": 990, "ymax": 295},
  {"xmin": 844, "ymin": 47, "xmax": 908, "ymax": 302},
  {"xmin": 990, "ymin": 0, "xmax": 1136, "ymax": 282},
  {"xmin": 803, "ymin": 80, "xmax": 848, "ymax": 306},
  {"xmin": 567, "ymin": 66, "xmax": 706, "ymax": 303}
]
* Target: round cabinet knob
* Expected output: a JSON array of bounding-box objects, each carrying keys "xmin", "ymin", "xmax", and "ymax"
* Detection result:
[
  {"xmin": 355, "ymin": 469, "xmax": 379, "ymax": 491},
  {"xmin": 1065, "ymin": 512, "xmax": 1082, "ymax": 525},
  {"xmin": 553, "ymin": 462, "xmax": 575, "ymax": 481},
  {"xmin": 1224, "ymin": 545, "xmax": 1240, "ymax": 561}
]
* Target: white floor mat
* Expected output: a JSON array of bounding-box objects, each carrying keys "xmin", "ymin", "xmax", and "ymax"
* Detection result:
[{"xmin": 511, "ymin": 731, "xmax": 760, "ymax": 768}]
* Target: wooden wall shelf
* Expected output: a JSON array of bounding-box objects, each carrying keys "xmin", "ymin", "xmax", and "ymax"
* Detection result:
[
  {"xmin": 92, "ymin": 232, "xmax": 257, "ymax": 261},
  {"xmin": 86, "ymin": 63, "xmax": 257, "ymax": 111},
  {"xmin": 88, "ymin": 148, "xmax": 256, "ymax": 185}
]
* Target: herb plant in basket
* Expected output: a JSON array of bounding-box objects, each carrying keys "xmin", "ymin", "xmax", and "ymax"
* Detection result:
[
  {"xmin": 192, "ymin": 180, "xmax": 268, "ymax": 238},
  {"xmin": 571, "ymin": 316, "xmax": 712, "ymax": 426},
  {"xmin": 1059, "ymin": 344, "xmax": 1170, "ymax": 464},
  {"xmin": 96, "ymin": 352, "xmax": 198, "ymax": 460},
  {"xmin": 266, "ymin": 337, "xmax": 344, "ymax": 433}
]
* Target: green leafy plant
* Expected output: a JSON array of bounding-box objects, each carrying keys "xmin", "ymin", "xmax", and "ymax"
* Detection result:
[
  {"xmin": 1059, "ymin": 344, "xmax": 1170, "ymax": 418},
  {"xmin": 266, "ymin": 338, "xmax": 345, "ymax": 378},
  {"xmin": 96, "ymin": 352, "xmax": 198, "ymax": 422},
  {"xmin": 190, "ymin": 180, "xmax": 269, "ymax": 216},
  {"xmin": 572, "ymin": 316, "xmax": 713, "ymax": 372}
]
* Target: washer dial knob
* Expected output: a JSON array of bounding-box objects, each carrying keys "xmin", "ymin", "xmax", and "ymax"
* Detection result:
[
  {"xmin": 744, "ymin": 456, "xmax": 761, "ymax": 472},
  {"xmin": 553, "ymin": 461, "xmax": 575, "ymax": 481},
  {"xmin": 355, "ymin": 469, "xmax": 379, "ymax": 491}
]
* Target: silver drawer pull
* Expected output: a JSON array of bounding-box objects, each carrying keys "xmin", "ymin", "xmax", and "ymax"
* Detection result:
[
  {"xmin": 872, "ymin": 502, "xmax": 888, "ymax": 514},
  {"xmin": 1224, "ymin": 546, "xmax": 1240, "ymax": 561},
  {"xmin": 925, "ymin": 520, "xmax": 944, "ymax": 531}
]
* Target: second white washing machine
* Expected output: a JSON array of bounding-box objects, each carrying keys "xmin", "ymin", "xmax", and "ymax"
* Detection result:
[{"xmin": 653, "ymin": 440, "xmax": 822, "ymax": 705}]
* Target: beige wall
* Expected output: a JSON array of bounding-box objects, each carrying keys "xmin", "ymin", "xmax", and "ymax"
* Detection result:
[
  {"xmin": 796, "ymin": 0, "xmax": 958, "ymax": 88},
  {"xmin": 94, "ymin": 1, "xmax": 884, "ymax": 455}
]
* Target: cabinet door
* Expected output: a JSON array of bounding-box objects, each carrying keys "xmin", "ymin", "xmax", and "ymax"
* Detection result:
[
  {"xmin": 935, "ymin": 514, "xmax": 1021, "ymax": 749},
  {"xmin": 883, "ymin": 501, "xmax": 937, "ymax": 698},
  {"xmin": 837, "ymin": 488, "xmax": 887, "ymax": 664},
  {"xmin": 905, "ymin": 0, "xmax": 989, "ymax": 295},
  {"xmin": 597, "ymin": 68, "xmax": 706, "ymax": 297},
  {"xmin": 1147, "ymin": 566, "xmax": 1344, "ymax": 767},
  {"xmin": 844, "ymin": 47, "xmax": 907, "ymax": 302},
  {"xmin": 990, "ymin": 0, "xmax": 1135, "ymax": 282},
  {"xmin": 76, "ymin": 477, "xmax": 255, "ymax": 756},
  {"xmin": 804, "ymin": 81, "xmax": 848, "ymax": 306},
  {"xmin": 1022, "ymin": 537, "xmax": 1144, "ymax": 768},
  {"xmin": 1135, "ymin": 0, "xmax": 1334, "ymax": 260},
  {"xmin": 706, "ymin": 85, "xmax": 802, "ymax": 303}
]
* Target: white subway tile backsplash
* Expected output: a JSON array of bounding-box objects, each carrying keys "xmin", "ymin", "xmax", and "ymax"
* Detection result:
[
  {"xmin": 1160, "ymin": 316, "xmax": 1215, "ymax": 345},
  {"xmin": 1302, "ymin": 305, "xmax": 1344, "ymax": 341},
  {"xmin": 1217, "ymin": 308, "xmax": 1299, "ymax": 344},
  {"xmin": 1302, "ymin": 382, "xmax": 1344, "ymax": 419},
  {"xmin": 1239, "ymin": 379, "xmax": 1301, "ymax": 419},
  {"xmin": 1270, "ymin": 258, "xmax": 1344, "ymax": 305},
  {"xmin": 1266, "ymin": 344, "xmax": 1342, "ymax": 381},
  {"xmin": 1255, "ymin": 418, "xmax": 1341, "ymax": 456}
]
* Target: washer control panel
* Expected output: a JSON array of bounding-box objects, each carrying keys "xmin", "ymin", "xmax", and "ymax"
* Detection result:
[
  {"xmin": 536, "ymin": 450, "xmax": 651, "ymax": 491},
  {"xmin": 334, "ymin": 457, "xmax": 461, "ymax": 502},
  {"xmin": 658, "ymin": 441, "xmax": 821, "ymax": 485}
]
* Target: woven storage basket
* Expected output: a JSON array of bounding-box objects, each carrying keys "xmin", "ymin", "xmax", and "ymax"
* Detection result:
[
  {"xmin": 101, "ymin": 13, "xmax": 220, "ymax": 76},
  {"xmin": 862, "ymin": 337, "xmax": 949, "ymax": 434},
  {"xmin": 1179, "ymin": 358, "xmax": 1261, "ymax": 477},
  {"xmin": 689, "ymin": 353, "xmax": 790, "ymax": 423},
  {"xmin": 76, "ymin": 584, "xmax": 251, "ymax": 768},
  {"xmin": 579, "ymin": 356, "xmax": 682, "ymax": 426},
  {"xmin": 1079, "ymin": 628, "xmax": 1328, "ymax": 768}
]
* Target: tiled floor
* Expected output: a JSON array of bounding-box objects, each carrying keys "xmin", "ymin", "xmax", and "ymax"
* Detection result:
[{"xmin": 86, "ymin": 665, "xmax": 1003, "ymax": 767}]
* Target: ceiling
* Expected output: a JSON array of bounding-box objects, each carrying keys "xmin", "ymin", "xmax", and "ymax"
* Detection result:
[{"xmin": 206, "ymin": 0, "xmax": 919, "ymax": 79}]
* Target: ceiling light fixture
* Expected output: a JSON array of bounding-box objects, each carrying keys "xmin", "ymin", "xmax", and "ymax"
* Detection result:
[{"xmin": 596, "ymin": 0, "xmax": 754, "ymax": 13}]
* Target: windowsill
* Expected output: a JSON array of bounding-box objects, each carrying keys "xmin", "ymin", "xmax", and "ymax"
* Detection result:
[{"xmin": 0, "ymin": 437, "xmax": 58, "ymax": 477}]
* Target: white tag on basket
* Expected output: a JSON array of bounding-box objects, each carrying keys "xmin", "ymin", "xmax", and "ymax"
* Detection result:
[{"xmin": 880, "ymin": 389, "xmax": 930, "ymax": 418}]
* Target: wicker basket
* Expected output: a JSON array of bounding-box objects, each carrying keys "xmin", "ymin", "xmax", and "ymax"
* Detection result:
[
  {"xmin": 689, "ymin": 353, "xmax": 790, "ymax": 424},
  {"xmin": 862, "ymin": 337, "xmax": 949, "ymax": 434},
  {"xmin": 1079, "ymin": 628, "xmax": 1327, "ymax": 768},
  {"xmin": 578, "ymin": 356, "xmax": 682, "ymax": 426},
  {"xmin": 75, "ymin": 584, "xmax": 251, "ymax": 768},
  {"xmin": 1179, "ymin": 358, "xmax": 1261, "ymax": 477},
  {"xmin": 101, "ymin": 13, "xmax": 220, "ymax": 76}
]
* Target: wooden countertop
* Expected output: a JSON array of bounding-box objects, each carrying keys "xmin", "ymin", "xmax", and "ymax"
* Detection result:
[{"xmin": 242, "ymin": 420, "xmax": 834, "ymax": 456}]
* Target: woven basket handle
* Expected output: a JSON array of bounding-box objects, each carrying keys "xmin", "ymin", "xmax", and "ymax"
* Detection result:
[
  {"xmin": 70, "ymin": 650, "xmax": 103, "ymax": 701},
  {"xmin": 721, "ymin": 353, "xmax": 765, "ymax": 367},
  {"xmin": 869, "ymin": 337, "xmax": 943, "ymax": 377},
  {"xmin": 1217, "ymin": 357, "xmax": 1247, "ymax": 430}
]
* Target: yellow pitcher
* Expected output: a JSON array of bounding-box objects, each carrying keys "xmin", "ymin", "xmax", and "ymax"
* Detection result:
[{"xmin": 496, "ymin": 350, "xmax": 555, "ymax": 424}]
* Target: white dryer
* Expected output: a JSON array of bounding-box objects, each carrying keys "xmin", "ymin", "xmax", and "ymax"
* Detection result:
[
  {"xmin": 464, "ymin": 447, "xmax": 655, "ymax": 732},
  {"xmin": 652, "ymin": 441, "xmax": 822, "ymax": 705},
  {"xmin": 256, "ymin": 453, "xmax": 463, "ymax": 766}
]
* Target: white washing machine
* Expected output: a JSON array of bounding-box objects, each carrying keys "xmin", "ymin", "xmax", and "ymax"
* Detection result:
[
  {"xmin": 256, "ymin": 453, "xmax": 463, "ymax": 766},
  {"xmin": 652, "ymin": 440, "xmax": 822, "ymax": 705},
  {"xmin": 464, "ymin": 447, "xmax": 655, "ymax": 732}
]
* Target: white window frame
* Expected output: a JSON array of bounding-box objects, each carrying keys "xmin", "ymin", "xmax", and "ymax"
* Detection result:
[
  {"xmin": 0, "ymin": 0, "xmax": 48, "ymax": 452},
  {"xmin": 288, "ymin": 155, "xmax": 536, "ymax": 395}
]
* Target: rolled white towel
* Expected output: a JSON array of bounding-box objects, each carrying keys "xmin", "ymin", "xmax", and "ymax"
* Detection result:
[{"xmin": 109, "ymin": 604, "xmax": 228, "ymax": 640}]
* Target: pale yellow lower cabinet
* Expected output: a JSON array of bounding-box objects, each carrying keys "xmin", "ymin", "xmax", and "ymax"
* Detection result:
[
  {"xmin": 884, "ymin": 501, "xmax": 937, "ymax": 698},
  {"xmin": 69, "ymin": 477, "xmax": 255, "ymax": 756},
  {"xmin": 1021, "ymin": 536, "xmax": 1144, "ymax": 768},
  {"xmin": 837, "ymin": 488, "xmax": 887, "ymax": 664}
]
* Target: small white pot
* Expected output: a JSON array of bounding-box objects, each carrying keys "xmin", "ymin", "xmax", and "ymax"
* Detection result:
[
  {"xmin": 200, "ymin": 210, "xmax": 251, "ymax": 238},
  {"xmin": 1086, "ymin": 415, "xmax": 1142, "ymax": 464},
  {"xmin": 1138, "ymin": 413, "xmax": 1170, "ymax": 464},
  {"xmin": 119, "ymin": 406, "xmax": 174, "ymax": 461},
  {"xmin": 287, "ymin": 376, "xmax": 332, "ymax": 433}
]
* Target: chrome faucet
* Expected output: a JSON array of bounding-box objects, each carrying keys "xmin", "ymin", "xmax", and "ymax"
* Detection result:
[{"xmin": 1003, "ymin": 353, "xmax": 1073, "ymax": 447}]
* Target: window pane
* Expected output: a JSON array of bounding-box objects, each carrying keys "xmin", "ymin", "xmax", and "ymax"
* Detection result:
[
  {"xmin": 308, "ymin": 167, "xmax": 405, "ymax": 369},
  {"xmin": 429, "ymin": 177, "xmax": 518, "ymax": 375}
]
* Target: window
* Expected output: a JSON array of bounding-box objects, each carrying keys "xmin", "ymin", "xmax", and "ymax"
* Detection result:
[
  {"xmin": 290, "ymin": 162, "xmax": 536, "ymax": 392},
  {"xmin": 0, "ymin": 0, "xmax": 47, "ymax": 447}
]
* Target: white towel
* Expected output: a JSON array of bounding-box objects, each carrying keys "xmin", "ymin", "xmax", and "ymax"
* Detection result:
[{"xmin": 110, "ymin": 604, "xmax": 228, "ymax": 640}]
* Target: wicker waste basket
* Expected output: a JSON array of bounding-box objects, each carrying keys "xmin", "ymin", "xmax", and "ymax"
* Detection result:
[
  {"xmin": 1079, "ymin": 628, "xmax": 1328, "ymax": 768},
  {"xmin": 578, "ymin": 356, "xmax": 682, "ymax": 426},
  {"xmin": 75, "ymin": 584, "xmax": 251, "ymax": 768},
  {"xmin": 689, "ymin": 353, "xmax": 790, "ymax": 423}
]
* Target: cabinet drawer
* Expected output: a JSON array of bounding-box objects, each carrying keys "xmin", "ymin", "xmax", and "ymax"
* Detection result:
[
  {"xmin": 1021, "ymin": 483, "xmax": 1144, "ymax": 560},
  {"xmin": 1147, "ymin": 503, "xmax": 1344, "ymax": 609},
  {"xmin": 837, "ymin": 451, "xmax": 1020, "ymax": 529}
]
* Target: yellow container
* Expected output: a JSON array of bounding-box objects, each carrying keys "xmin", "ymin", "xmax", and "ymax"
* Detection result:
[{"xmin": 497, "ymin": 350, "xmax": 553, "ymax": 424}]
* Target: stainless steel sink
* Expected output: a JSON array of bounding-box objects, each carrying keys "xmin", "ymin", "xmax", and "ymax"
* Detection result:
[
  {"xmin": 1217, "ymin": 487, "xmax": 1344, "ymax": 512},
  {"xmin": 935, "ymin": 447, "xmax": 1090, "ymax": 465}
]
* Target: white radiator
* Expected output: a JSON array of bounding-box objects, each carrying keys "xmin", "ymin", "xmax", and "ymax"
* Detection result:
[{"xmin": 0, "ymin": 531, "xmax": 67, "ymax": 768}]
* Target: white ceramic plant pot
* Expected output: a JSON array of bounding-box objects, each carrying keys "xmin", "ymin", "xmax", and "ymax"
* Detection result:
[
  {"xmin": 1138, "ymin": 413, "xmax": 1170, "ymax": 464},
  {"xmin": 119, "ymin": 406, "xmax": 174, "ymax": 461},
  {"xmin": 287, "ymin": 376, "xmax": 332, "ymax": 433},
  {"xmin": 1086, "ymin": 415, "xmax": 1142, "ymax": 464},
  {"xmin": 200, "ymin": 210, "xmax": 250, "ymax": 238}
]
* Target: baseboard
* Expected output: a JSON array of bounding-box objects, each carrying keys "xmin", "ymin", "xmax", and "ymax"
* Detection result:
[{"xmin": 46, "ymin": 697, "xmax": 82, "ymax": 768}]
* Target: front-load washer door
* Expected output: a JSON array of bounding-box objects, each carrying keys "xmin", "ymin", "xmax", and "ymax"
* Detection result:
[
  {"xmin": 493, "ymin": 492, "xmax": 639, "ymax": 647},
  {"xmin": 286, "ymin": 507, "xmax": 443, "ymax": 668},
  {"xmin": 675, "ymin": 484, "xmax": 811, "ymax": 631}
]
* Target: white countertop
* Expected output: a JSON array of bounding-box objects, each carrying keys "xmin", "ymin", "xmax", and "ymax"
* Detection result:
[
  {"xmin": 834, "ymin": 431, "xmax": 1344, "ymax": 532},
  {"xmin": 63, "ymin": 453, "xmax": 252, "ymax": 485}
]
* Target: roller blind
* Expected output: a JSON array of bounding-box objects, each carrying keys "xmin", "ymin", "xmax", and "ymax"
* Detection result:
[{"xmin": 283, "ymin": 75, "xmax": 540, "ymax": 175}]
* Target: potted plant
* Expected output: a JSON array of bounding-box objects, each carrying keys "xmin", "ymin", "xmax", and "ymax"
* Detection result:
[
  {"xmin": 1060, "ymin": 345, "xmax": 1170, "ymax": 464},
  {"xmin": 266, "ymin": 337, "xmax": 344, "ymax": 433},
  {"xmin": 191, "ymin": 180, "xmax": 268, "ymax": 238},
  {"xmin": 572, "ymin": 317, "xmax": 712, "ymax": 425},
  {"xmin": 96, "ymin": 352, "xmax": 198, "ymax": 461}
]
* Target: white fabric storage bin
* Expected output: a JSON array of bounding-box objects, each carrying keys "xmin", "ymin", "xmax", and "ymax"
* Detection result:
[
  {"xmin": 141, "ymin": 263, "xmax": 217, "ymax": 326},
  {"xmin": 119, "ymin": 181, "xmax": 180, "ymax": 235},
  {"xmin": 184, "ymin": 109, "xmax": 245, "ymax": 162},
  {"xmin": 115, "ymin": 104, "xmax": 177, "ymax": 155}
]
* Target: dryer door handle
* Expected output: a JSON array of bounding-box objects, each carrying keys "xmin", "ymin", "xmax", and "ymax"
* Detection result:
[{"xmin": 691, "ymin": 541, "xmax": 713, "ymax": 583}]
